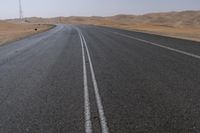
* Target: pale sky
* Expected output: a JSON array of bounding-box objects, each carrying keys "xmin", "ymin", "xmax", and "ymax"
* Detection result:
[{"xmin": 0, "ymin": 0, "xmax": 200, "ymax": 19}]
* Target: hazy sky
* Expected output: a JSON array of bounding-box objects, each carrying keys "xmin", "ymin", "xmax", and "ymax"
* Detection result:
[{"xmin": 0, "ymin": 0, "xmax": 200, "ymax": 19}]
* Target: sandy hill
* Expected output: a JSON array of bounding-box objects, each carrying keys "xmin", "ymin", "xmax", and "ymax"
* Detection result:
[
  {"xmin": 104, "ymin": 10, "xmax": 200, "ymax": 27},
  {"xmin": 133, "ymin": 10, "xmax": 200, "ymax": 27}
]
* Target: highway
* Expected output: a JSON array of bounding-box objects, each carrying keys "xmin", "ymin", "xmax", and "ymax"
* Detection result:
[{"xmin": 0, "ymin": 24, "xmax": 200, "ymax": 133}]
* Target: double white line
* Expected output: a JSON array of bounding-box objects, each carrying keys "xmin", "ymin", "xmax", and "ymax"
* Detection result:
[{"xmin": 78, "ymin": 30, "xmax": 109, "ymax": 133}]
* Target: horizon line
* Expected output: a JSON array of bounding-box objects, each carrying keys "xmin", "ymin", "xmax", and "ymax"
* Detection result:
[{"xmin": 1, "ymin": 9, "xmax": 200, "ymax": 20}]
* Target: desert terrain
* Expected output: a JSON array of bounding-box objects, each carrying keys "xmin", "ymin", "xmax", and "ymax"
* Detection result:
[
  {"xmin": 14, "ymin": 10, "xmax": 199, "ymax": 42},
  {"xmin": 2, "ymin": 10, "xmax": 200, "ymax": 44},
  {"xmin": 0, "ymin": 21, "xmax": 53, "ymax": 45}
]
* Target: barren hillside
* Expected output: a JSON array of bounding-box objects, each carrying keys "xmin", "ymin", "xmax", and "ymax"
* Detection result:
[{"xmin": 11, "ymin": 10, "xmax": 199, "ymax": 27}]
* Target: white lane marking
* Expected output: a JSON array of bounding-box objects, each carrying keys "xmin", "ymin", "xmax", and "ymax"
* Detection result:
[
  {"xmin": 80, "ymin": 32, "xmax": 110, "ymax": 133},
  {"xmin": 79, "ymin": 32, "xmax": 93, "ymax": 133},
  {"xmin": 110, "ymin": 31, "xmax": 200, "ymax": 60}
]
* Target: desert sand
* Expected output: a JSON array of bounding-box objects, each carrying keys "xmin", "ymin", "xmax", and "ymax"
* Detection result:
[{"xmin": 0, "ymin": 21, "xmax": 53, "ymax": 45}]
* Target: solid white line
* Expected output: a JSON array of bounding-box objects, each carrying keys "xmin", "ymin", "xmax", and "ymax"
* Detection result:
[
  {"xmin": 79, "ymin": 32, "xmax": 93, "ymax": 133},
  {"xmin": 111, "ymin": 31, "xmax": 200, "ymax": 60},
  {"xmin": 80, "ymin": 32, "xmax": 110, "ymax": 133}
]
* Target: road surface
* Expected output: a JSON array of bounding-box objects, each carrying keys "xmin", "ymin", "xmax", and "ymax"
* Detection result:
[{"xmin": 0, "ymin": 25, "xmax": 200, "ymax": 133}]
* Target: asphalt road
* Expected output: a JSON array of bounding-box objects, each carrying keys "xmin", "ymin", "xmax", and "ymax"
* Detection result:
[{"xmin": 0, "ymin": 24, "xmax": 200, "ymax": 133}]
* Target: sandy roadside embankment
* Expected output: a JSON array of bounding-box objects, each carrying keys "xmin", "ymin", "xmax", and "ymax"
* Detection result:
[{"xmin": 0, "ymin": 21, "xmax": 54, "ymax": 46}]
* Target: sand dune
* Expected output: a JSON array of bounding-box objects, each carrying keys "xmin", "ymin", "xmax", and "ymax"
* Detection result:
[{"xmin": 12, "ymin": 10, "xmax": 199, "ymax": 27}]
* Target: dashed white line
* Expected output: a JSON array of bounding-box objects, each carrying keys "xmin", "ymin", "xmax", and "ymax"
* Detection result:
[
  {"xmin": 80, "ymin": 32, "xmax": 110, "ymax": 133},
  {"xmin": 110, "ymin": 31, "xmax": 200, "ymax": 60},
  {"xmin": 79, "ymin": 32, "xmax": 93, "ymax": 133}
]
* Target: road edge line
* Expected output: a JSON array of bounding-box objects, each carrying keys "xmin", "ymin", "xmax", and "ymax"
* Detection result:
[{"xmin": 110, "ymin": 31, "xmax": 200, "ymax": 60}]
